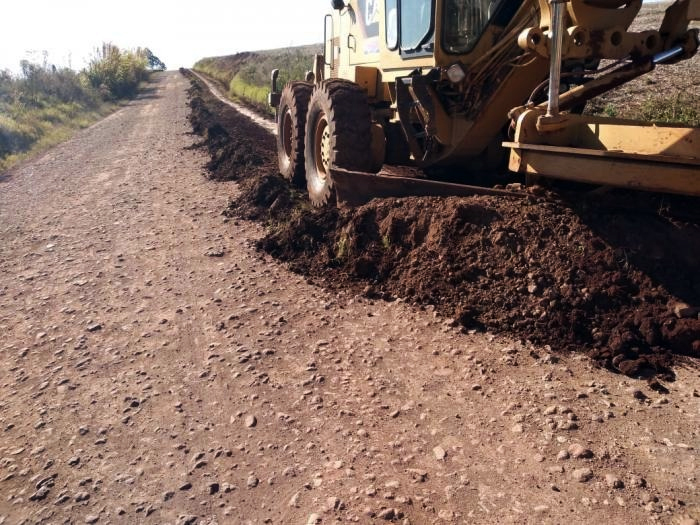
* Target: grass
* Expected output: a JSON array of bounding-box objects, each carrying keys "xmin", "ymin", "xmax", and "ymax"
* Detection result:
[
  {"xmin": 229, "ymin": 77, "xmax": 271, "ymax": 114},
  {"xmin": 1, "ymin": 45, "xmax": 157, "ymax": 173},
  {"xmin": 193, "ymin": 45, "xmax": 321, "ymax": 114},
  {"xmin": 0, "ymin": 102, "xmax": 115, "ymax": 172},
  {"xmin": 639, "ymin": 94, "xmax": 699, "ymax": 127}
]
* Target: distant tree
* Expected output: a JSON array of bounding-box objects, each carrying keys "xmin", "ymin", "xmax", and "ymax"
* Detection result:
[{"xmin": 144, "ymin": 49, "xmax": 166, "ymax": 71}]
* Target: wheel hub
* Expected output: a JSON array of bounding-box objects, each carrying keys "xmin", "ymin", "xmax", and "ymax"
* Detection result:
[{"xmin": 314, "ymin": 114, "xmax": 331, "ymax": 180}]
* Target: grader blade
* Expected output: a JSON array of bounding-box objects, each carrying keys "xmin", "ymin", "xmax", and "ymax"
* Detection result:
[
  {"xmin": 505, "ymin": 111, "xmax": 700, "ymax": 197},
  {"xmin": 330, "ymin": 168, "xmax": 519, "ymax": 208}
]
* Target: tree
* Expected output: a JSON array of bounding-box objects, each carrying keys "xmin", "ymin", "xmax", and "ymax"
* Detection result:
[{"xmin": 144, "ymin": 49, "xmax": 166, "ymax": 71}]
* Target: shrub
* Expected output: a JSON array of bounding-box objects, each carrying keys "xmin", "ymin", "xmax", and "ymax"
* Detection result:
[{"xmin": 85, "ymin": 43, "xmax": 149, "ymax": 100}]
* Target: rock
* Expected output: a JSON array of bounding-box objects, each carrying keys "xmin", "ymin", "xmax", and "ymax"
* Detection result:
[
  {"xmin": 326, "ymin": 496, "xmax": 341, "ymax": 511},
  {"xmin": 176, "ymin": 516, "xmax": 198, "ymax": 525},
  {"xmin": 247, "ymin": 475, "xmax": 259, "ymax": 488},
  {"xmin": 433, "ymin": 446, "xmax": 447, "ymax": 460},
  {"xmin": 84, "ymin": 516, "xmax": 99, "ymax": 524},
  {"xmin": 627, "ymin": 475, "xmax": 647, "ymax": 488},
  {"xmin": 572, "ymin": 468, "xmax": 593, "ymax": 482},
  {"xmin": 605, "ymin": 474, "xmax": 624, "ymax": 489},
  {"xmin": 289, "ymin": 492, "xmax": 300, "ymax": 507},
  {"xmin": 672, "ymin": 302, "xmax": 698, "ymax": 319},
  {"xmin": 179, "ymin": 482, "xmax": 192, "ymax": 491},
  {"xmin": 534, "ymin": 505, "xmax": 549, "ymax": 513},
  {"xmin": 244, "ymin": 415, "xmax": 257, "ymax": 428},
  {"xmin": 74, "ymin": 491, "xmax": 90, "ymax": 502},
  {"xmin": 68, "ymin": 456, "xmax": 80, "ymax": 466},
  {"xmin": 378, "ymin": 508, "xmax": 396, "ymax": 520},
  {"xmin": 29, "ymin": 486, "xmax": 50, "ymax": 501},
  {"xmin": 631, "ymin": 389, "xmax": 647, "ymax": 401},
  {"xmin": 86, "ymin": 323, "xmax": 102, "ymax": 332},
  {"xmin": 557, "ymin": 419, "xmax": 578, "ymax": 430},
  {"xmin": 306, "ymin": 513, "xmax": 321, "ymax": 525},
  {"xmin": 556, "ymin": 450, "xmax": 570, "ymax": 461},
  {"xmin": 208, "ymin": 482, "xmax": 219, "ymax": 494},
  {"xmin": 568, "ymin": 444, "xmax": 593, "ymax": 459},
  {"xmin": 163, "ymin": 491, "xmax": 175, "ymax": 501}
]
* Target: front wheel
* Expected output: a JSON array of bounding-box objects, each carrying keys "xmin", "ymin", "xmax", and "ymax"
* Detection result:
[{"xmin": 304, "ymin": 80, "xmax": 372, "ymax": 206}]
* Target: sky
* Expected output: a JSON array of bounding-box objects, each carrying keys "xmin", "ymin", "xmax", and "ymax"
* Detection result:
[{"xmin": 0, "ymin": 0, "xmax": 329, "ymax": 73}]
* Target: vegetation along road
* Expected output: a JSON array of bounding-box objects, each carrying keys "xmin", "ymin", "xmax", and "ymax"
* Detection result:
[{"xmin": 0, "ymin": 71, "xmax": 698, "ymax": 524}]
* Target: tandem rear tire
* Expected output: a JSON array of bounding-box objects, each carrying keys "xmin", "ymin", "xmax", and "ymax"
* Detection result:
[{"xmin": 276, "ymin": 81, "xmax": 312, "ymax": 187}]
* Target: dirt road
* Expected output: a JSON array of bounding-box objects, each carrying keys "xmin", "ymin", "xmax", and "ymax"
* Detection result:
[{"xmin": 0, "ymin": 71, "xmax": 698, "ymax": 525}]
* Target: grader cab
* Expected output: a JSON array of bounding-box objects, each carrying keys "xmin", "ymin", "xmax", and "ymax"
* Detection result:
[{"xmin": 269, "ymin": 0, "xmax": 700, "ymax": 206}]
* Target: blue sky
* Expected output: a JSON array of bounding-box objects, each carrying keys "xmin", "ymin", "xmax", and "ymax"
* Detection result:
[{"xmin": 0, "ymin": 1, "xmax": 329, "ymax": 73}]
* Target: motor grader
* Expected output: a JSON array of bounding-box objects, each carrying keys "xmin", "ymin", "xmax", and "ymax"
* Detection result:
[{"xmin": 268, "ymin": 0, "xmax": 700, "ymax": 206}]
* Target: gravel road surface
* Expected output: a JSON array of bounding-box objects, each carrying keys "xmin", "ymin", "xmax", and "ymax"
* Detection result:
[{"xmin": 0, "ymin": 71, "xmax": 698, "ymax": 525}]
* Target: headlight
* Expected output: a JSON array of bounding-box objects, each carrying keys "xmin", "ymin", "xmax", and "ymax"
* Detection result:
[{"xmin": 446, "ymin": 63, "xmax": 466, "ymax": 84}]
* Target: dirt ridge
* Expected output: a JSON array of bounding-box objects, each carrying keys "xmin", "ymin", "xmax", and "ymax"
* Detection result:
[{"xmin": 183, "ymin": 70, "xmax": 700, "ymax": 380}]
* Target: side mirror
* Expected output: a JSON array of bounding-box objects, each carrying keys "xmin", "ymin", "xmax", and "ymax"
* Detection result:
[{"xmin": 331, "ymin": 0, "xmax": 345, "ymax": 10}]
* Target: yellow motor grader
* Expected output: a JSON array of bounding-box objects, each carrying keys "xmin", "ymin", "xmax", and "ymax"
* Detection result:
[{"xmin": 268, "ymin": 0, "xmax": 700, "ymax": 206}]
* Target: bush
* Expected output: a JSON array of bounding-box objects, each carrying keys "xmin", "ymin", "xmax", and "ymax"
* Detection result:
[
  {"xmin": 1, "ymin": 43, "xmax": 159, "ymax": 169},
  {"xmin": 85, "ymin": 43, "xmax": 149, "ymax": 100}
]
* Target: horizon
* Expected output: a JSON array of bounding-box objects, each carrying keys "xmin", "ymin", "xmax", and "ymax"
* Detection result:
[{"xmin": 0, "ymin": 0, "xmax": 328, "ymax": 74}]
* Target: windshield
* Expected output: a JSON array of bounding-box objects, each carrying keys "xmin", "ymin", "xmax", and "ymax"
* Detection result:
[
  {"xmin": 443, "ymin": 0, "xmax": 505, "ymax": 54},
  {"xmin": 400, "ymin": 0, "xmax": 433, "ymax": 52}
]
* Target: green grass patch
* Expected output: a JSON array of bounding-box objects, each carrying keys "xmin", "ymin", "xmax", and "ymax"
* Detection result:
[
  {"xmin": 229, "ymin": 76, "xmax": 273, "ymax": 115},
  {"xmin": 0, "ymin": 102, "xmax": 114, "ymax": 172},
  {"xmin": 638, "ymin": 94, "xmax": 699, "ymax": 127},
  {"xmin": 193, "ymin": 44, "xmax": 321, "ymax": 111}
]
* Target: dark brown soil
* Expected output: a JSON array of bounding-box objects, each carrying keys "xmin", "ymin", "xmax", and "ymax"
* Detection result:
[
  {"xmin": 184, "ymin": 71, "xmax": 274, "ymax": 182},
  {"xmin": 183, "ymin": 69, "xmax": 700, "ymax": 381}
]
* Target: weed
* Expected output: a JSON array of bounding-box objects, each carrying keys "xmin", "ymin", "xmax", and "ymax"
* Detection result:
[
  {"xmin": 382, "ymin": 234, "xmax": 391, "ymax": 250},
  {"xmin": 603, "ymin": 104, "xmax": 617, "ymax": 118},
  {"xmin": 639, "ymin": 94, "xmax": 699, "ymax": 127},
  {"xmin": 335, "ymin": 233, "xmax": 348, "ymax": 260}
]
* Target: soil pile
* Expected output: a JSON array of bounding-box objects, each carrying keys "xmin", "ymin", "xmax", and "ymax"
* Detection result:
[
  {"xmin": 183, "ymin": 70, "xmax": 700, "ymax": 380},
  {"xmin": 184, "ymin": 71, "xmax": 274, "ymax": 182}
]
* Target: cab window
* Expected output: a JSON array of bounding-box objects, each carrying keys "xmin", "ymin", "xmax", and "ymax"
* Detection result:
[
  {"xmin": 443, "ymin": 0, "xmax": 506, "ymax": 54},
  {"xmin": 400, "ymin": 0, "xmax": 433, "ymax": 52},
  {"xmin": 386, "ymin": 0, "xmax": 433, "ymax": 53}
]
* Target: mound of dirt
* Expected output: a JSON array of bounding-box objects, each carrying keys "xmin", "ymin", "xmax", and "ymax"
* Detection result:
[
  {"xmin": 182, "ymin": 70, "xmax": 700, "ymax": 380},
  {"xmin": 261, "ymin": 193, "xmax": 700, "ymax": 379},
  {"xmin": 184, "ymin": 70, "xmax": 275, "ymax": 182}
]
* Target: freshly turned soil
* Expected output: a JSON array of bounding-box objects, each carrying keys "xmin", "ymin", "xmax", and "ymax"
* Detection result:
[{"xmin": 184, "ymin": 70, "xmax": 700, "ymax": 381}]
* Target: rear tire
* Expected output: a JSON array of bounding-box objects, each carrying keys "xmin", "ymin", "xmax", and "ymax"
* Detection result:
[
  {"xmin": 276, "ymin": 82, "xmax": 312, "ymax": 187},
  {"xmin": 304, "ymin": 80, "xmax": 372, "ymax": 206}
]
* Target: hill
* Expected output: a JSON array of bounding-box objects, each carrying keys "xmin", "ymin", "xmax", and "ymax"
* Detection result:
[{"xmin": 193, "ymin": 44, "xmax": 321, "ymax": 114}]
